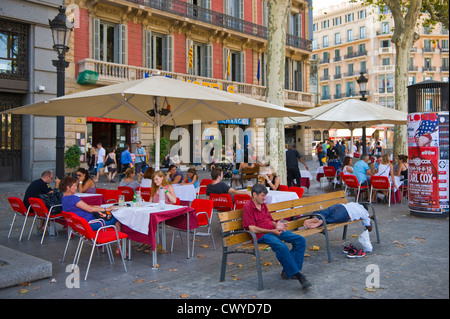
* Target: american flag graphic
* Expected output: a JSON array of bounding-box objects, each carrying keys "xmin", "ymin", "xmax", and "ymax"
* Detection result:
[{"xmin": 415, "ymin": 117, "xmax": 439, "ymax": 138}]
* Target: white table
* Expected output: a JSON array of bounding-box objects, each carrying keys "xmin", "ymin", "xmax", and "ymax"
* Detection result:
[
  {"xmin": 171, "ymin": 184, "xmax": 197, "ymax": 202},
  {"xmin": 300, "ymin": 170, "xmax": 312, "ymax": 180},
  {"xmin": 265, "ymin": 190, "xmax": 299, "ymax": 204}
]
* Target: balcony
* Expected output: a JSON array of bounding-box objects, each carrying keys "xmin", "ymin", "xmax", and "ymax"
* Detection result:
[
  {"xmin": 124, "ymin": 0, "xmax": 311, "ymax": 52},
  {"xmin": 374, "ymin": 65, "xmax": 394, "ymax": 73},
  {"xmin": 320, "ymin": 58, "xmax": 330, "ymax": 64},
  {"xmin": 379, "ymin": 47, "xmax": 393, "ymax": 55},
  {"xmin": 344, "ymin": 50, "xmax": 367, "ymax": 59},
  {"xmin": 77, "ymin": 58, "xmax": 315, "ymax": 110},
  {"xmin": 320, "ymin": 75, "xmax": 330, "ymax": 81}
]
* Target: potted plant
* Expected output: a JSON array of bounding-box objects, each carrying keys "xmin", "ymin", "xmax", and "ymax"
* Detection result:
[{"xmin": 64, "ymin": 145, "xmax": 82, "ymax": 177}]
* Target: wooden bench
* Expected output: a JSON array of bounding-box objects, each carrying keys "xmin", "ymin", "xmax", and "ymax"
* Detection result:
[
  {"xmin": 218, "ymin": 190, "xmax": 380, "ymax": 290},
  {"xmin": 232, "ymin": 165, "xmax": 260, "ymax": 188}
]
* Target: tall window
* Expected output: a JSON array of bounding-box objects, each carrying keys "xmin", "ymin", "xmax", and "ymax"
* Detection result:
[
  {"xmin": 289, "ymin": 13, "xmax": 302, "ymax": 37},
  {"xmin": 0, "ymin": 20, "xmax": 28, "ymax": 80},
  {"xmin": 334, "ymin": 32, "xmax": 341, "ymax": 45},
  {"xmin": 360, "ymin": 26, "xmax": 366, "ymax": 39},
  {"xmin": 224, "ymin": 48, "xmax": 245, "ymax": 83},
  {"xmin": 347, "ymin": 29, "xmax": 353, "ymax": 42},
  {"xmin": 93, "ymin": 19, "xmax": 127, "ymax": 64},
  {"xmin": 145, "ymin": 31, "xmax": 173, "ymax": 72},
  {"xmin": 187, "ymin": 40, "xmax": 212, "ymax": 77}
]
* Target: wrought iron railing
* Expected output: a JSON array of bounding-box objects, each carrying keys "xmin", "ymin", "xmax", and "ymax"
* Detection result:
[{"xmin": 124, "ymin": 0, "xmax": 311, "ymax": 51}]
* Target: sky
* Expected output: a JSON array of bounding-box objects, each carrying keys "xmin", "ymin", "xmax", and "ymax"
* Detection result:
[{"xmin": 313, "ymin": 0, "xmax": 347, "ymax": 11}]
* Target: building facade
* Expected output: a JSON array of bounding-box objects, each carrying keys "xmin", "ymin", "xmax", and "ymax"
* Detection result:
[
  {"xmin": 311, "ymin": 0, "xmax": 449, "ymax": 147},
  {"xmin": 62, "ymin": 0, "xmax": 315, "ymax": 168},
  {"xmin": 0, "ymin": 0, "xmax": 64, "ymax": 182}
]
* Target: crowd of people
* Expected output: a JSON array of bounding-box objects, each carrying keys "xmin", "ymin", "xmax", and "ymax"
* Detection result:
[{"xmin": 23, "ymin": 139, "xmax": 402, "ymax": 290}]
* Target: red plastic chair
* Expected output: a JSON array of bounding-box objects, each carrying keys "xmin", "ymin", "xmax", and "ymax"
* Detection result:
[
  {"xmin": 136, "ymin": 187, "xmax": 152, "ymax": 202},
  {"xmin": 103, "ymin": 190, "xmax": 122, "ymax": 204},
  {"xmin": 323, "ymin": 166, "xmax": 338, "ymax": 189},
  {"xmin": 61, "ymin": 212, "xmax": 127, "ymax": 281},
  {"xmin": 278, "ymin": 185, "xmax": 288, "ymax": 191},
  {"xmin": 118, "ymin": 186, "xmax": 134, "ymax": 202},
  {"xmin": 27, "ymin": 197, "xmax": 64, "ymax": 244},
  {"xmin": 175, "ymin": 197, "xmax": 181, "ymax": 205},
  {"xmin": 197, "ymin": 179, "xmax": 213, "ymax": 198},
  {"xmin": 171, "ymin": 199, "xmax": 215, "ymax": 257},
  {"xmin": 370, "ymin": 175, "xmax": 396, "ymax": 207},
  {"xmin": 234, "ymin": 194, "xmax": 251, "ymax": 210},
  {"xmin": 288, "ymin": 186, "xmax": 305, "ymax": 199},
  {"xmin": 95, "ymin": 188, "xmax": 107, "ymax": 196},
  {"xmin": 209, "ymin": 193, "xmax": 234, "ymax": 212},
  {"xmin": 7, "ymin": 197, "xmax": 35, "ymax": 241},
  {"xmin": 341, "ymin": 173, "xmax": 369, "ymax": 203}
]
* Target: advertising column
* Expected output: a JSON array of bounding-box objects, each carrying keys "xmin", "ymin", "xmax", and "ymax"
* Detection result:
[{"xmin": 407, "ymin": 80, "xmax": 449, "ymax": 217}]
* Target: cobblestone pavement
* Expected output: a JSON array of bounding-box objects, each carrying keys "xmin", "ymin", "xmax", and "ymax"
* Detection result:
[{"xmin": 0, "ymin": 159, "xmax": 448, "ymax": 302}]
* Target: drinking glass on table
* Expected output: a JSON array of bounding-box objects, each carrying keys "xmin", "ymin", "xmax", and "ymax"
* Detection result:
[{"xmin": 118, "ymin": 195, "xmax": 125, "ymax": 207}]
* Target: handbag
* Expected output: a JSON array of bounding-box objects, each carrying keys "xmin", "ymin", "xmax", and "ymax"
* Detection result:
[
  {"xmin": 93, "ymin": 211, "xmax": 113, "ymax": 221},
  {"xmin": 39, "ymin": 189, "xmax": 63, "ymax": 214},
  {"xmin": 105, "ymin": 155, "xmax": 114, "ymax": 167}
]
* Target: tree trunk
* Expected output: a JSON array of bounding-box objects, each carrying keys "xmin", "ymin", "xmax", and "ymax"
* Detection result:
[
  {"xmin": 386, "ymin": 0, "xmax": 422, "ymax": 161},
  {"xmin": 265, "ymin": 0, "xmax": 290, "ymax": 184}
]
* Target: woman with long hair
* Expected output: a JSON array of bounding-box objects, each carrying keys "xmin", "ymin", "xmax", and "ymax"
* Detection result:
[
  {"xmin": 341, "ymin": 156, "xmax": 353, "ymax": 175},
  {"xmin": 76, "ymin": 168, "xmax": 96, "ymax": 194},
  {"xmin": 150, "ymin": 170, "xmax": 177, "ymax": 204}
]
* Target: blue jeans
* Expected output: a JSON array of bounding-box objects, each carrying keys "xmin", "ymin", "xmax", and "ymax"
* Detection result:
[
  {"xmin": 315, "ymin": 204, "xmax": 349, "ymax": 224},
  {"xmin": 258, "ymin": 231, "xmax": 306, "ymax": 278}
]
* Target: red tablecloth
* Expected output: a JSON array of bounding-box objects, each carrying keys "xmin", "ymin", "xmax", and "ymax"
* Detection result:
[
  {"xmin": 121, "ymin": 206, "xmax": 198, "ymax": 251},
  {"xmin": 77, "ymin": 194, "xmax": 106, "ymax": 206}
]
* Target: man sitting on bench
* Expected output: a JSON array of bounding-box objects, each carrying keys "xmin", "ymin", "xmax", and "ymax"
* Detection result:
[
  {"xmin": 242, "ymin": 184, "xmax": 312, "ymax": 290},
  {"xmin": 303, "ymin": 202, "xmax": 372, "ymax": 231}
]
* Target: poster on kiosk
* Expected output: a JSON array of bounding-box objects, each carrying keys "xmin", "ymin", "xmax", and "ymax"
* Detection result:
[{"xmin": 407, "ymin": 110, "xmax": 449, "ymax": 215}]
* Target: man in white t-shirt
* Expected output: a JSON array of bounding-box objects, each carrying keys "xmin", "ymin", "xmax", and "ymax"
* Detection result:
[
  {"xmin": 94, "ymin": 142, "xmax": 105, "ymax": 182},
  {"xmin": 303, "ymin": 202, "xmax": 372, "ymax": 231}
]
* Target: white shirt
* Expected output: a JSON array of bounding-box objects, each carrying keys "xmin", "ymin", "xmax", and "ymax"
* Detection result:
[
  {"xmin": 97, "ymin": 147, "xmax": 105, "ymax": 164},
  {"xmin": 343, "ymin": 202, "xmax": 371, "ymax": 227}
]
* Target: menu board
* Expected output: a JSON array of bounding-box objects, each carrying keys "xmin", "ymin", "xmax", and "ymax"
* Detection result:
[{"xmin": 407, "ymin": 112, "xmax": 449, "ymax": 214}]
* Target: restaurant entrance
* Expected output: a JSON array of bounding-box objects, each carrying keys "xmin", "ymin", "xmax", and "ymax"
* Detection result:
[{"xmin": 86, "ymin": 117, "xmax": 135, "ymax": 152}]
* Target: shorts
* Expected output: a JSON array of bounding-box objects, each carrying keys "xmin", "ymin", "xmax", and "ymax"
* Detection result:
[
  {"xmin": 96, "ymin": 163, "xmax": 103, "ymax": 172},
  {"xmin": 135, "ymin": 162, "xmax": 145, "ymax": 174}
]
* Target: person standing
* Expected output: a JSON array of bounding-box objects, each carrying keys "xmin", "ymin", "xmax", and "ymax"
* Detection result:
[
  {"xmin": 286, "ymin": 143, "xmax": 309, "ymax": 187},
  {"xmin": 120, "ymin": 144, "xmax": 133, "ymax": 172},
  {"xmin": 242, "ymin": 184, "xmax": 312, "ymax": 289},
  {"xmin": 134, "ymin": 141, "xmax": 146, "ymax": 182},
  {"xmin": 93, "ymin": 142, "xmax": 105, "ymax": 183}
]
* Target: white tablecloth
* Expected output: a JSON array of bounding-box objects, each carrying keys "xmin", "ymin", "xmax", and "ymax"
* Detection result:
[
  {"xmin": 265, "ymin": 190, "xmax": 299, "ymax": 204},
  {"xmin": 111, "ymin": 202, "xmax": 183, "ymax": 235},
  {"xmin": 300, "ymin": 170, "xmax": 312, "ymax": 180},
  {"xmin": 171, "ymin": 184, "xmax": 197, "ymax": 201}
]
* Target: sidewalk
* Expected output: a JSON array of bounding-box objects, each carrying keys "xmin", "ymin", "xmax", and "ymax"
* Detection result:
[{"xmin": 0, "ymin": 159, "xmax": 448, "ymax": 300}]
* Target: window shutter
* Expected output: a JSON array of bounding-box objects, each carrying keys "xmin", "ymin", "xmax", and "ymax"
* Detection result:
[
  {"xmin": 92, "ymin": 18, "xmax": 100, "ymax": 60},
  {"xmin": 164, "ymin": 35, "xmax": 173, "ymax": 71},
  {"xmin": 115, "ymin": 24, "xmax": 126, "ymax": 64},
  {"xmin": 224, "ymin": 47, "xmax": 230, "ymax": 80},
  {"xmin": 239, "ymin": 51, "xmax": 245, "ymax": 83},
  {"xmin": 145, "ymin": 30, "xmax": 152, "ymax": 68},
  {"xmin": 204, "ymin": 44, "xmax": 213, "ymax": 78}
]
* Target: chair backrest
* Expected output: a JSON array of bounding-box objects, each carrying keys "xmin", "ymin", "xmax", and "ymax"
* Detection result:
[
  {"xmin": 341, "ymin": 174, "xmax": 361, "ymax": 188},
  {"xmin": 288, "ymin": 186, "xmax": 304, "ymax": 199},
  {"xmin": 103, "ymin": 190, "xmax": 122, "ymax": 203},
  {"xmin": 118, "ymin": 186, "xmax": 134, "ymax": 201},
  {"xmin": 175, "ymin": 197, "xmax": 181, "ymax": 205},
  {"xmin": 28, "ymin": 197, "xmax": 50, "ymax": 218},
  {"xmin": 8, "ymin": 197, "xmax": 29, "ymax": 216},
  {"xmin": 278, "ymin": 185, "xmax": 288, "ymax": 191},
  {"xmin": 198, "ymin": 179, "xmax": 213, "ymax": 196},
  {"xmin": 209, "ymin": 193, "xmax": 234, "ymax": 211},
  {"xmin": 323, "ymin": 166, "xmax": 336, "ymax": 178},
  {"xmin": 137, "ymin": 187, "xmax": 152, "ymax": 202},
  {"xmin": 191, "ymin": 199, "xmax": 213, "ymax": 226},
  {"xmin": 370, "ymin": 175, "xmax": 391, "ymax": 190},
  {"xmin": 234, "ymin": 194, "xmax": 251, "ymax": 210},
  {"xmin": 96, "ymin": 188, "xmax": 107, "ymax": 195},
  {"xmin": 62, "ymin": 211, "xmax": 96, "ymax": 241}
]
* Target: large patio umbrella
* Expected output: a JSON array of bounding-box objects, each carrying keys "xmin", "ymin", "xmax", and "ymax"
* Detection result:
[
  {"xmin": 4, "ymin": 75, "xmax": 307, "ymax": 169},
  {"xmin": 284, "ymin": 98, "xmax": 408, "ymax": 153}
]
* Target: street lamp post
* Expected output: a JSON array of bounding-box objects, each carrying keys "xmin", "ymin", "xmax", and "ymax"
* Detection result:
[
  {"xmin": 49, "ymin": 6, "xmax": 73, "ymax": 178},
  {"xmin": 357, "ymin": 72, "xmax": 369, "ymax": 155}
]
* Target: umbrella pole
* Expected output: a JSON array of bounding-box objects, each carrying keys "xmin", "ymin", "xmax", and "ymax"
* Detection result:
[{"xmin": 155, "ymin": 112, "xmax": 161, "ymax": 171}]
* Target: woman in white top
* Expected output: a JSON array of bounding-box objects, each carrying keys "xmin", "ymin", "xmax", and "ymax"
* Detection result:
[
  {"xmin": 139, "ymin": 167, "xmax": 155, "ymax": 188},
  {"xmin": 341, "ymin": 156, "xmax": 353, "ymax": 175},
  {"xmin": 372, "ymin": 154, "xmax": 397, "ymax": 202}
]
